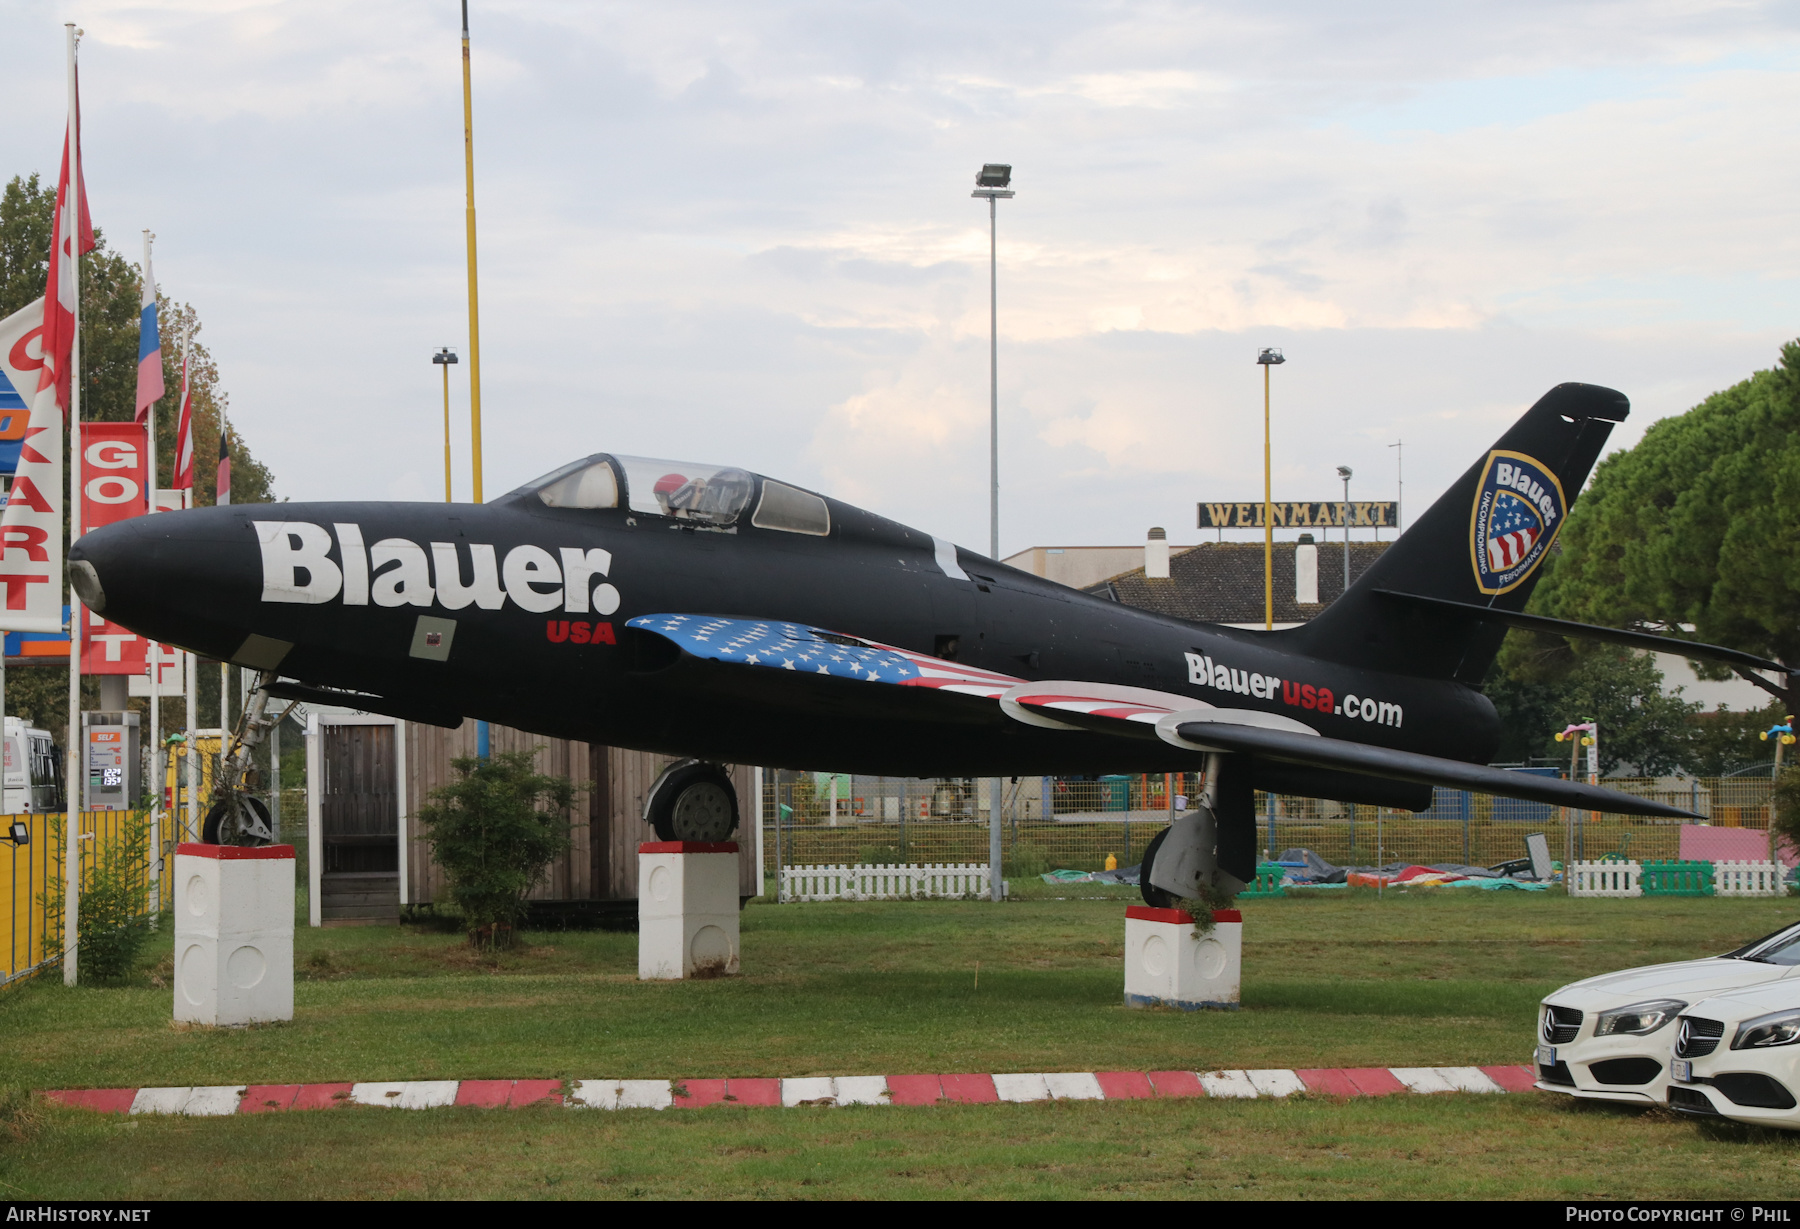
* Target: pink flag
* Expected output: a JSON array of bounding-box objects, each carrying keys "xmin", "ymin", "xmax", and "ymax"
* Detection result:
[{"xmin": 37, "ymin": 70, "xmax": 93, "ymax": 421}]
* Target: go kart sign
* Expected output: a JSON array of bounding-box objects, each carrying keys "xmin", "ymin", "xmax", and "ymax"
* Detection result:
[
  {"xmin": 0, "ymin": 298, "xmax": 64, "ymax": 633},
  {"xmin": 78, "ymin": 422, "xmax": 149, "ymax": 675}
]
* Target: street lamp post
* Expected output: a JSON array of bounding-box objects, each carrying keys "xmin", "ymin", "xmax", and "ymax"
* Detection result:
[
  {"xmin": 972, "ymin": 164, "xmax": 1014, "ymax": 560},
  {"xmin": 1336, "ymin": 465, "xmax": 1353, "ymax": 594},
  {"xmin": 1256, "ymin": 348, "xmax": 1285, "ymax": 630},
  {"xmin": 433, "ymin": 348, "xmax": 458, "ymax": 502},
  {"xmin": 972, "ymin": 163, "xmax": 1014, "ymax": 903}
]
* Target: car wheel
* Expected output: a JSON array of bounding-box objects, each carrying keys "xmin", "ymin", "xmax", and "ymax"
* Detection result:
[{"xmin": 645, "ymin": 760, "xmax": 739, "ymax": 843}]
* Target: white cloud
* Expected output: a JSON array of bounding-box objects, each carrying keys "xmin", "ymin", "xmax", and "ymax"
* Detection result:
[{"xmin": 0, "ymin": 0, "xmax": 1795, "ymax": 555}]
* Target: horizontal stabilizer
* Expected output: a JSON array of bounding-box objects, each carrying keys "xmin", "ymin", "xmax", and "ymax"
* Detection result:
[
  {"xmin": 1159, "ymin": 718, "xmax": 1697, "ymax": 820},
  {"xmin": 1373, "ymin": 590, "xmax": 1788, "ymax": 676}
]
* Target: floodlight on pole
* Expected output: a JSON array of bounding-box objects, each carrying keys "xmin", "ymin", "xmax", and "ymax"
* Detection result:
[
  {"xmin": 1256, "ymin": 348, "xmax": 1285, "ymax": 631},
  {"xmin": 433, "ymin": 348, "xmax": 459, "ymax": 502},
  {"xmin": 972, "ymin": 162, "xmax": 1014, "ymax": 905},
  {"xmin": 1336, "ymin": 465, "xmax": 1353, "ymax": 593}
]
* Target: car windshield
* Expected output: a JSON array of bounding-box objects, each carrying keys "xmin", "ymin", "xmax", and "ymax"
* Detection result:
[
  {"xmin": 614, "ymin": 455, "xmax": 757, "ymax": 526},
  {"xmin": 1735, "ymin": 923, "xmax": 1800, "ymax": 964}
]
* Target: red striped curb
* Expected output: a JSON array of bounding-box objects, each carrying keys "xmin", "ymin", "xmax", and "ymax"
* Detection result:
[{"xmin": 40, "ymin": 1066, "xmax": 1536, "ymax": 1116}]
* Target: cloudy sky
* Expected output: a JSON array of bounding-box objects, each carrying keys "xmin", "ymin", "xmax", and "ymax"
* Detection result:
[{"xmin": 5, "ymin": 1, "xmax": 1798, "ymax": 558}]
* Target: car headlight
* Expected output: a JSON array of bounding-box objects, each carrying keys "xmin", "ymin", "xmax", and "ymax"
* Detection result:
[
  {"xmin": 1595, "ymin": 999, "xmax": 1687, "ymax": 1037},
  {"xmin": 1732, "ymin": 1008, "xmax": 1800, "ymax": 1050}
]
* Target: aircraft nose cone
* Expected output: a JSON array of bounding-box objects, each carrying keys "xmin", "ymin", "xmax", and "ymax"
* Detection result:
[{"xmin": 69, "ymin": 507, "xmax": 264, "ymax": 659}]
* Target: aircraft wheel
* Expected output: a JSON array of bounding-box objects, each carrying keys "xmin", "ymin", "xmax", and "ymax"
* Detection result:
[
  {"xmin": 201, "ymin": 797, "xmax": 273, "ymax": 847},
  {"xmin": 645, "ymin": 760, "xmax": 739, "ymax": 843},
  {"xmin": 1139, "ymin": 826, "xmax": 1177, "ymax": 908}
]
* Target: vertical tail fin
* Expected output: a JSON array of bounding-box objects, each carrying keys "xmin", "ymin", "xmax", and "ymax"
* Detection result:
[{"xmin": 1290, "ymin": 382, "xmax": 1628, "ymax": 684}]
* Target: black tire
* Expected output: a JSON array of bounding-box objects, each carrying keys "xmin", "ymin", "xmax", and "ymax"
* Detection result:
[
  {"xmin": 645, "ymin": 760, "xmax": 739, "ymax": 843},
  {"xmin": 202, "ymin": 796, "xmax": 273, "ymax": 846},
  {"xmin": 1139, "ymin": 826, "xmax": 1177, "ymax": 908}
]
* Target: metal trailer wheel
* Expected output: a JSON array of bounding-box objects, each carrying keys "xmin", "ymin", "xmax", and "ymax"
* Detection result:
[
  {"xmin": 1139, "ymin": 826, "xmax": 1177, "ymax": 908},
  {"xmin": 202, "ymin": 796, "xmax": 274, "ymax": 846},
  {"xmin": 644, "ymin": 760, "xmax": 739, "ymax": 843}
]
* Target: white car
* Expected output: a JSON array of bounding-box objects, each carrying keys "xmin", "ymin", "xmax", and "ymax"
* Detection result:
[
  {"xmin": 1668, "ymin": 981, "xmax": 1800, "ymax": 1126},
  {"xmin": 1535, "ymin": 920, "xmax": 1800, "ymax": 1104}
]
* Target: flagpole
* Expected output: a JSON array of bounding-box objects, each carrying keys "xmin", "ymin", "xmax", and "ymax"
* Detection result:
[
  {"xmin": 461, "ymin": 0, "xmax": 483, "ymax": 504},
  {"xmin": 181, "ymin": 324, "xmax": 197, "ymax": 846},
  {"xmin": 142, "ymin": 230, "xmax": 161, "ymax": 922},
  {"xmin": 462, "ymin": 1, "xmax": 491, "ymax": 762},
  {"xmin": 62, "ymin": 22, "xmax": 82, "ymax": 988}
]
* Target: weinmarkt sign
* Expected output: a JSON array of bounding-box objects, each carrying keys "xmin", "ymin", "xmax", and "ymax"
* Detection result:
[{"xmin": 1198, "ymin": 501, "xmax": 1397, "ymax": 530}]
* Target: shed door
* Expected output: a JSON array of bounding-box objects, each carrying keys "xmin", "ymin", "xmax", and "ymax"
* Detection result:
[{"xmin": 322, "ymin": 725, "xmax": 397, "ymax": 873}]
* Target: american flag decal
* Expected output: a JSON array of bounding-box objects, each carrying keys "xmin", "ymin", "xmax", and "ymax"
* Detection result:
[
  {"xmin": 1471, "ymin": 451, "xmax": 1565, "ymax": 596},
  {"xmin": 624, "ymin": 614, "xmax": 1023, "ymax": 699}
]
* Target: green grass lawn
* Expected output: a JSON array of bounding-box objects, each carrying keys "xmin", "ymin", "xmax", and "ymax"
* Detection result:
[{"xmin": 3, "ymin": 888, "xmax": 1798, "ymax": 1198}]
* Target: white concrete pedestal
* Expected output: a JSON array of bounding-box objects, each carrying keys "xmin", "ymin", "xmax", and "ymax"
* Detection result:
[
  {"xmin": 638, "ymin": 841, "xmax": 740, "ymax": 980},
  {"xmin": 173, "ymin": 843, "xmax": 295, "ymax": 1026},
  {"xmin": 1124, "ymin": 905, "xmax": 1241, "ymax": 1011}
]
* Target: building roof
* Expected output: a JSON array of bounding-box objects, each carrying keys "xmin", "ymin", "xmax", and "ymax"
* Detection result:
[{"xmin": 1083, "ymin": 539, "xmax": 1390, "ymax": 626}]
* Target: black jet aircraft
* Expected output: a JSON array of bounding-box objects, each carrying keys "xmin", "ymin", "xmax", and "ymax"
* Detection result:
[{"xmin": 70, "ymin": 382, "xmax": 1784, "ymax": 904}]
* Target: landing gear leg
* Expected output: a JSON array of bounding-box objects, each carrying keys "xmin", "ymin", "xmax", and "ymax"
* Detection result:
[{"xmin": 1143, "ymin": 753, "xmax": 1256, "ymax": 905}]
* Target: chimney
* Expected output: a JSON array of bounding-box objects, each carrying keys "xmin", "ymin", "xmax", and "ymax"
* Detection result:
[
  {"xmin": 1145, "ymin": 527, "xmax": 1169, "ymax": 579},
  {"xmin": 1294, "ymin": 533, "xmax": 1318, "ymax": 605}
]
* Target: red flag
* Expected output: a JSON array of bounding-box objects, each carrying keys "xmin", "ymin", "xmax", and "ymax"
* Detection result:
[
  {"xmin": 216, "ymin": 421, "xmax": 231, "ymax": 506},
  {"xmin": 171, "ymin": 331, "xmax": 193, "ymax": 490},
  {"xmin": 37, "ymin": 71, "xmax": 94, "ymax": 421}
]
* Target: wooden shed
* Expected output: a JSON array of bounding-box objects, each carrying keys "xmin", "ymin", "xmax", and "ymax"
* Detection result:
[{"xmin": 305, "ymin": 709, "xmax": 762, "ymax": 926}]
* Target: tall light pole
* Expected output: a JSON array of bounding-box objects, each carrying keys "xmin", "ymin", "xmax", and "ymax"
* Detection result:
[
  {"xmin": 1388, "ymin": 437, "xmax": 1403, "ymax": 536},
  {"xmin": 971, "ymin": 163, "xmax": 1013, "ymax": 903},
  {"xmin": 972, "ymin": 163, "xmax": 1014, "ymax": 561},
  {"xmin": 1336, "ymin": 465, "xmax": 1353, "ymax": 594},
  {"xmin": 1256, "ymin": 348, "xmax": 1285, "ymax": 630},
  {"xmin": 433, "ymin": 348, "xmax": 458, "ymax": 502}
]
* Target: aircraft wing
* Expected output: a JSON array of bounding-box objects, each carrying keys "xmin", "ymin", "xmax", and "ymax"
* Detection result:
[
  {"xmin": 625, "ymin": 616, "xmax": 1697, "ymax": 820},
  {"xmin": 623, "ymin": 614, "xmax": 1024, "ymax": 698},
  {"xmin": 1003, "ymin": 681, "xmax": 1697, "ymax": 820}
]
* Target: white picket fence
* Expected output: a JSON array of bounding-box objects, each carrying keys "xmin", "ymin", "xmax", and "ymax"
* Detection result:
[
  {"xmin": 1714, "ymin": 861, "xmax": 1789, "ymax": 897},
  {"xmin": 779, "ymin": 863, "xmax": 993, "ymax": 902},
  {"xmin": 1568, "ymin": 861, "xmax": 1643, "ymax": 897},
  {"xmin": 1567, "ymin": 860, "xmax": 1789, "ymax": 899}
]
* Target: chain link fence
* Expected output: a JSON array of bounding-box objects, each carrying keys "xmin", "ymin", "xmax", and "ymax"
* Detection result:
[{"xmin": 760, "ymin": 772, "xmax": 1780, "ymax": 880}]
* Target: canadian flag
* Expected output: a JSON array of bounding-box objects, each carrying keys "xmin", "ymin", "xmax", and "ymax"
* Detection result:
[{"xmin": 38, "ymin": 77, "xmax": 93, "ymax": 422}]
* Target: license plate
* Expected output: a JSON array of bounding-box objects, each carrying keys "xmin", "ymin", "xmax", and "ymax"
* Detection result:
[
  {"xmin": 1537, "ymin": 1045, "xmax": 1556, "ymax": 1068},
  {"xmin": 1672, "ymin": 1059, "xmax": 1691, "ymax": 1083}
]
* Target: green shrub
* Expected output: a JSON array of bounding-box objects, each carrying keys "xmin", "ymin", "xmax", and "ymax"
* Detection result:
[
  {"xmin": 39, "ymin": 811, "xmax": 153, "ymax": 984},
  {"xmin": 415, "ymin": 750, "xmax": 577, "ymax": 949},
  {"xmin": 857, "ymin": 846, "xmax": 903, "ymax": 865}
]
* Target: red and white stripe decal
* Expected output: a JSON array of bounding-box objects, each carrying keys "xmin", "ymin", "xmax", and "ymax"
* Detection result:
[{"xmin": 41, "ymin": 1066, "xmax": 1538, "ymax": 1115}]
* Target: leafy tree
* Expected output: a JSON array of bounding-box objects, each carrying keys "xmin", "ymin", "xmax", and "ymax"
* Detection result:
[
  {"xmin": 1485, "ymin": 637, "xmax": 1699, "ymax": 775},
  {"xmin": 0, "ymin": 174, "xmax": 276, "ymax": 736},
  {"xmin": 1528, "ymin": 342, "xmax": 1800, "ymax": 718},
  {"xmin": 1682, "ymin": 701, "xmax": 1792, "ymax": 778},
  {"xmin": 415, "ymin": 751, "xmax": 577, "ymax": 948},
  {"xmin": 0, "ymin": 173, "xmax": 276, "ymax": 506}
]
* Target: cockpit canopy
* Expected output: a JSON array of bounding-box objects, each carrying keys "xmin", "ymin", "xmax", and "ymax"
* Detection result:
[{"xmin": 512, "ymin": 454, "xmax": 831, "ymax": 536}]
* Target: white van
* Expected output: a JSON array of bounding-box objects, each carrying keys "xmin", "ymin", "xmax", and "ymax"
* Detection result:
[{"xmin": 2, "ymin": 716, "xmax": 63, "ymax": 814}]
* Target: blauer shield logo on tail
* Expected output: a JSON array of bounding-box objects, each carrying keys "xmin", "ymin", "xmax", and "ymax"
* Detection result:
[{"xmin": 1470, "ymin": 450, "xmax": 1566, "ymax": 595}]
